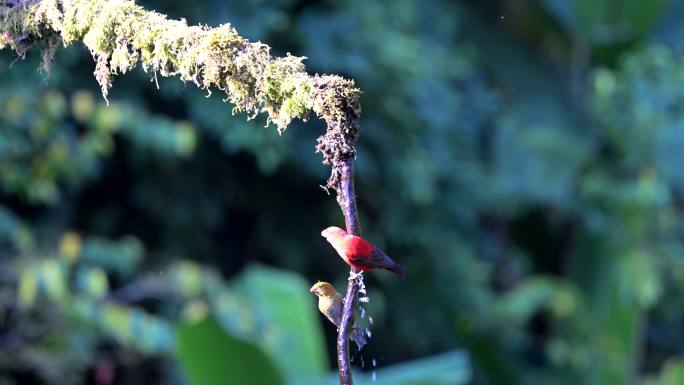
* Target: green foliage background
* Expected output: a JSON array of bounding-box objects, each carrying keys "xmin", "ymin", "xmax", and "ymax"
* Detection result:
[{"xmin": 4, "ymin": 0, "xmax": 684, "ymax": 384}]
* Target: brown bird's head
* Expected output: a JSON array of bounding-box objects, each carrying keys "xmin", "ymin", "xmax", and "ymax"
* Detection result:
[
  {"xmin": 321, "ymin": 226, "xmax": 346, "ymax": 242},
  {"xmin": 309, "ymin": 281, "xmax": 337, "ymax": 297}
]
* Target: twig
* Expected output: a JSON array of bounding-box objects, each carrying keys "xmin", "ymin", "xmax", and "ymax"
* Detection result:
[
  {"xmin": 336, "ymin": 158, "xmax": 361, "ymax": 385},
  {"xmin": 106, "ymin": 277, "xmax": 170, "ymax": 304}
]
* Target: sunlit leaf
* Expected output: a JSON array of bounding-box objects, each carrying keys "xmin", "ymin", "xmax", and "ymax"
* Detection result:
[
  {"xmin": 234, "ymin": 265, "xmax": 328, "ymax": 380},
  {"xmin": 177, "ymin": 316, "xmax": 284, "ymax": 385}
]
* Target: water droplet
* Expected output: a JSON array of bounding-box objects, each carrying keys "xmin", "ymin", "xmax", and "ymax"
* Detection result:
[
  {"xmin": 372, "ymin": 358, "xmax": 377, "ymax": 367},
  {"xmin": 366, "ymin": 328, "xmax": 372, "ymax": 338},
  {"xmin": 360, "ymin": 307, "xmax": 366, "ymax": 318},
  {"xmin": 369, "ymin": 316, "xmax": 373, "ymax": 324},
  {"xmin": 361, "ymin": 356, "xmax": 365, "ymax": 368},
  {"xmin": 359, "ymin": 296, "xmax": 369, "ymax": 303},
  {"xmin": 372, "ymin": 371, "xmax": 377, "ymax": 381},
  {"xmin": 358, "ymin": 275, "xmax": 368, "ymax": 296}
]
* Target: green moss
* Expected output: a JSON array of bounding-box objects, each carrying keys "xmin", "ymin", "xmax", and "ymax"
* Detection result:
[
  {"xmin": 60, "ymin": 0, "xmax": 98, "ymax": 43},
  {"xmin": 0, "ymin": 0, "xmax": 361, "ymax": 188},
  {"xmin": 282, "ymin": 80, "xmax": 313, "ymax": 120}
]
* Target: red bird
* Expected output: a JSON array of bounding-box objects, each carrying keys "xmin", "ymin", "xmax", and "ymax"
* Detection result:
[{"xmin": 321, "ymin": 226, "xmax": 406, "ymax": 278}]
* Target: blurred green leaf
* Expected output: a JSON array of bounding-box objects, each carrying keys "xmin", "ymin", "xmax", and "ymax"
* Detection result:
[
  {"xmin": 177, "ymin": 316, "xmax": 284, "ymax": 385},
  {"xmin": 18, "ymin": 264, "xmax": 39, "ymax": 308},
  {"xmin": 616, "ymin": 250, "xmax": 662, "ymax": 308},
  {"xmin": 40, "ymin": 259, "xmax": 67, "ymax": 302},
  {"xmin": 495, "ymin": 277, "xmax": 581, "ymax": 324},
  {"xmin": 234, "ymin": 265, "xmax": 328, "ymax": 380},
  {"xmin": 171, "ymin": 260, "xmax": 204, "ymax": 298},
  {"xmin": 643, "ymin": 360, "xmax": 684, "ymax": 385},
  {"xmin": 75, "ymin": 266, "xmax": 109, "ymax": 299}
]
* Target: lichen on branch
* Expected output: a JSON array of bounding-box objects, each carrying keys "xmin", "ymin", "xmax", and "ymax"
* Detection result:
[{"xmin": 0, "ymin": 0, "xmax": 361, "ymax": 188}]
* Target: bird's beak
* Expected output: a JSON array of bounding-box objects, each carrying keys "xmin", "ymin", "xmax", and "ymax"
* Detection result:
[{"xmin": 309, "ymin": 286, "xmax": 317, "ymax": 294}]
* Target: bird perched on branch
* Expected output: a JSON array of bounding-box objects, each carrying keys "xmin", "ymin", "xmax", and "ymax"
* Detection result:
[
  {"xmin": 310, "ymin": 281, "xmax": 367, "ymax": 349},
  {"xmin": 321, "ymin": 226, "xmax": 407, "ymax": 278}
]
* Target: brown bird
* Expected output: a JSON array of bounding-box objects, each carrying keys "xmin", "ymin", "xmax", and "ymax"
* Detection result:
[{"xmin": 309, "ymin": 281, "xmax": 367, "ymax": 349}]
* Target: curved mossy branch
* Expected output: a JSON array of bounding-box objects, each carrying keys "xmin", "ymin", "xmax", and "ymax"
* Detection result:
[
  {"xmin": 2, "ymin": 0, "xmax": 365, "ymax": 383},
  {"xmin": 0, "ymin": 0, "xmax": 361, "ymax": 189}
]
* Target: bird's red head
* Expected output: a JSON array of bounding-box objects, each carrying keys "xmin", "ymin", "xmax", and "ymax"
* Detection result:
[{"xmin": 321, "ymin": 226, "xmax": 347, "ymax": 242}]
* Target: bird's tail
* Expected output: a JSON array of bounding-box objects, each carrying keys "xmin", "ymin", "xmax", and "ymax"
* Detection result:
[
  {"xmin": 388, "ymin": 263, "xmax": 407, "ymax": 278},
  {"xmin": 350, "ymin": 326, "xmax": 368, "ymax": 350}
]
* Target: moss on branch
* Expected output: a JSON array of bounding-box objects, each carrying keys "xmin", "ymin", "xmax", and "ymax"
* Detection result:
[{"xmin": 0, "ymin": 0, "xmax": 361, "ymax": 188}]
